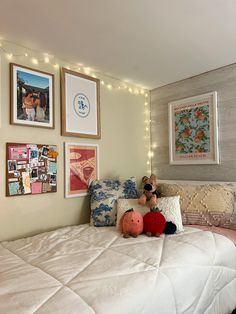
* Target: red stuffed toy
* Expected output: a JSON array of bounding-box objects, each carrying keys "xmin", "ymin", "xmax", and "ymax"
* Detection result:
[
  {"xmin": 119, "ymin": 209, "xmax": 143, "ymax": 238},
  {"xmin": 143, "ymin": 211, "xmax": 166, "ymax": 237}
]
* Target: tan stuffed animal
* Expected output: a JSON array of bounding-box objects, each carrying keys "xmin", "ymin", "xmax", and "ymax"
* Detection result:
[{"xmin": 138, "ymin": 174, "xmax": 158, "ymax": 209}]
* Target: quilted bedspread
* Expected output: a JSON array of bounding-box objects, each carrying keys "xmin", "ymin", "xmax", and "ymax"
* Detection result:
[{"xmin": 0, "ymin": 225, "xmax": 236, "ymax": 314}]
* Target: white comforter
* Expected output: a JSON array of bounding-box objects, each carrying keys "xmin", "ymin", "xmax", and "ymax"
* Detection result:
[{"xmin": 0, "ymin": 225, "xmax": 235, "ymax": 314}]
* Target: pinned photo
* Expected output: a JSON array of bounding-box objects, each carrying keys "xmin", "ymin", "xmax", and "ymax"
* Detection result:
[
  {"xmin": 29, "ymin": 147, "xmax": 39, "ymax": 163},
  {"xmin": 49, "ymin": 174, "xmax": 57, "ymax": 186},
  {"xmin": 8, "ymin": 160, "xmax": 17, "ymax": 173},
  {"xmin": 41, "ymin": 146, "xmax": 49, "ymax": 158},
  {"xmin": 31, "ymin": 168, "xmax": 38, "ymax": 180}
]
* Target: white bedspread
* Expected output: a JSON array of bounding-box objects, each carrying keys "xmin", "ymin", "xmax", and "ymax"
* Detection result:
[{"xmin": 0, "ymin": 225, "xmax": 236, "ymax": 314}]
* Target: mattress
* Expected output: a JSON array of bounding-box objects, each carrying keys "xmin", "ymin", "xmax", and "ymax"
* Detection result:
[{"xmin": 0, "ymin": 224, "xmax": 236, "ymax": 314}]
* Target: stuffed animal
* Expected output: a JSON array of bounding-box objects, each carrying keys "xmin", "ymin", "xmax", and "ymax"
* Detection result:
[
  {"xmin": 143, "ymin": 211, "xmax": 177, "ymax": 236},
  {"xmin": 143, "ymin": 211, "xmax": 166, "ymax": 237},
  {"xmin": 119, "ymin": 209, "xmax": 143, "ymax": 238},
  {"xmin": 138, "ymin": 174, "xmax": 159, "ymax": 209}
]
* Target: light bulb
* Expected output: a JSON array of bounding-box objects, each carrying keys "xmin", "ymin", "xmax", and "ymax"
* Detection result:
[
  {"xmin": 107, "ymin": 84, "xmax": 112, "ymax": 90},
  {"xmin": 32, "ymin": 58, "xmax": 38, "ymax": 65},
  {"xmin": 101, "ymin": 80, "xmax": 105, "ymax": 85},
  {"xmin": 44, "ymin": 56, "xmax": 49, "ymax": 63},
  {"xmin": 6, "ymin": 53, "xmax": 13, "ymax": 59}
]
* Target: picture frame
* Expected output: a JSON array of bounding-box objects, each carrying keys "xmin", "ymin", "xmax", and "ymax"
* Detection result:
[
  {"xmin": 6, "ymin": 143, "xmax": 58, "ymax": 197},
  {"xmin": 168, "ymin": 91, "xmax": 219, "ymax": 165},
  {"xmin": 61, "ymin": 67, "xmax": 101, "ymax": 138},
  {"xmin": 10, "ymin": 63, "xmax": 54, "ymax": 128},
  {"xmin": 65, "ymin": 142, "xmax": 99, "ymax": 198}
]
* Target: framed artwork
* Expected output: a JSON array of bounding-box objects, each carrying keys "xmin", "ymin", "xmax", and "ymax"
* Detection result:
[
  {"xmin": 168, "ymin": 91, "xmax": 219, "ymax": 165},
  {"xmin": 65, "ymin": 142, "xmax": 99, "ymax": 198},
  {"xmin": 61, "ymin": 68, "xmax": 100, "ymax": 138},
  {"xmin": 6, "ymin": 143, "xmax": 58, "ymax": 196},
  {"xmin": 10, "ymin": 63, "xmax": 54, "ymax": 128}
]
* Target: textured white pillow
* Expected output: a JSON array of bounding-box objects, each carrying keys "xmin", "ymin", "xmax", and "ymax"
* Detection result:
[
  {"xmin": 157, "ymin": 195, "xmax": 183, "ymax": 232},
  {"xmin": 117, "ymin": 196, "xmax": 183, "ymax": 232}
]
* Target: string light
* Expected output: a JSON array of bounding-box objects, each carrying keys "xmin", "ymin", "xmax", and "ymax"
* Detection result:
[
  {"xmin": 54, "ymin": 63, "xmax": 59, "ymax": 69},
  {"xmin": 6, "ymin": 53, "xmax": 13, "ymax": 60},
  {"xmin": 24, "ymin": 53, "xmax": 28, "ymax": 57},
  {"xmin": 107, "ymin": 84, "xmax": 112, "ymax": 90},
  {"xmin": 44, "ymin": 56, "xmax": 50, "ymax": 63},
  {"xmin": 32, "ymin": 58, "xmax": 38, "ymax": 65}
]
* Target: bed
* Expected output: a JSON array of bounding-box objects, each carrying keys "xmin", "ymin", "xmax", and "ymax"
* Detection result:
[{"xmin": 0, "ymin": 223, "xmax": 236, "ymax": 314}]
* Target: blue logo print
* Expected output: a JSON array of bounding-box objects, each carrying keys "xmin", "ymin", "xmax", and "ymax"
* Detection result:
[{"xmin": 74, "ymin": 93, "xmax": 90, "ymax": 118}]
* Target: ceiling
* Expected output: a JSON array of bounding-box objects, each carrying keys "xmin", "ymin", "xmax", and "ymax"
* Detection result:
[{"xmin": 1, "ymin": 0, "xmax": 236, "ymax": 89}]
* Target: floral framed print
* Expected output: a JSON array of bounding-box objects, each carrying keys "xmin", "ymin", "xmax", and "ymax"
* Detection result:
[
  {"xmin": 10, "ymin": 63, "xmax": 54, "ymax": 128},
  {"xmin": 168, "ymin": 91, "xmax": 219, "ymax": 165},
  {"xmin": 61, "ymin": 68, "xmax": 101, "ymax": 138},
  {"xmin": 65, "ymin": 142, "xmax": 99, "ymax": 198}
]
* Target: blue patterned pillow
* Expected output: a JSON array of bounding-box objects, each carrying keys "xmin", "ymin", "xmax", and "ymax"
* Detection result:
[{"xmin": 89, "ymin": 177, "xmax": 138, "ymax": 226}]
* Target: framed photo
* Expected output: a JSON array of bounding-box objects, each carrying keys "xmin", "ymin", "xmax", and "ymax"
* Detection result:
[
  {"xmin": 65, "ymin": 142, "xmax": 99, "ymax": 198},
  {"xmin": 61, "ymin": 68, "xmax": 100, "ymax": 138},
  {"xmin": 10, "ymin": 63, "xmax": 54, "ymax": 128},
  {"xmin": 168, "ymin": 91, "xmax": 219, "ymax": 165}
]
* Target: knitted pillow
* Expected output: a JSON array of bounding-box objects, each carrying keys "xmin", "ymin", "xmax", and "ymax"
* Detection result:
[{"xmin": 157, "ymin": 183, "xmax": 236, "ymax": 229}]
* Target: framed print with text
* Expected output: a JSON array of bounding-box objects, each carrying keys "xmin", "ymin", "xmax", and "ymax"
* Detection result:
[{"xmin": 168, "ymin": 91, "xmax": 219, "ymax": 165}]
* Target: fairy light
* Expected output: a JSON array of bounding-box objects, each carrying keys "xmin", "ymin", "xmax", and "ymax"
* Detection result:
[
  {"xmin": 0, "ymin": 40, "xmax": 149, "ymax": 97},
  {"xmin": 84, "ymin": 67, "xmax": 90, "ymax": 75},
  {"xmin": 6, "ymin": 53, "xmax": 13, "ymax": 59},
  {"xmin": 32, "ymin": 58, "xmax": 38, "ymax": 65},
  {"xmin": 144, "ymin": 102, "xmax": 148, "ymax": 106}
]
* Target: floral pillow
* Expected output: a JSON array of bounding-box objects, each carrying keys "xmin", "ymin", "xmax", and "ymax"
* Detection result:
[{"xmin": 89, "ymin": 177, "xmax": 138, "ymax": 227}]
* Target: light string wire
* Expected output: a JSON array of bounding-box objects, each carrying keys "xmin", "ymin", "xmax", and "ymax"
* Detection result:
[{"xmin": 0, "ymin": 39, "xmax": 153, "ymax": 171}]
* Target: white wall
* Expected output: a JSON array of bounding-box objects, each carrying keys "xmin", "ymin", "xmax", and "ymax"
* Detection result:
[{"xmin": 0, "ymin": 42, "xmax": 150, "ymax": 241}]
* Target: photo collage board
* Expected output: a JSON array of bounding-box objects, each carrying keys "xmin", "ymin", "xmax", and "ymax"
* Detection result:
[{"xmin": 6, "ymin": 143, "xmax": 58, "ymax": 197}]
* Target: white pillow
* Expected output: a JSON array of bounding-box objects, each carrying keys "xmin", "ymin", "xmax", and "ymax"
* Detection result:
[{"xmin": 116, "ymin": 196, "xmax": 183, "ymax": 232}]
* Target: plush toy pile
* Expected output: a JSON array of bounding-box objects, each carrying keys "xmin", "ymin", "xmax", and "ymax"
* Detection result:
[{"xmin": 119, "ymin": 174, "xmax": 177, "ymax": 238}]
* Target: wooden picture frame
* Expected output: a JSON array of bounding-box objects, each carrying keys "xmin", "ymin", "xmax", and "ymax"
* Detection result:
[
  {"xmin": 6, "ymin": 142, "xmax": 58, "ymax": 196},
  {"xmin": 10, "ymin": 63, "xmax": 54, "ymax": 128},
  {"xmin": 61, "ymin": 68, "xmax": 101, "ymax": 138},
  {"xmin": 65, "ymin": 142, "xmax": 99, "ymax": 198},
  {"xmin": 168, "ymin": 91, "xmax": 219, "ymax": 165}
]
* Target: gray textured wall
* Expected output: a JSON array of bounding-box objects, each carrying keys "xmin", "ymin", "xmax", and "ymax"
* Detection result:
[{"xmin": 150, "ymin": 63, "xmax": 236, "ymax": 181}]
